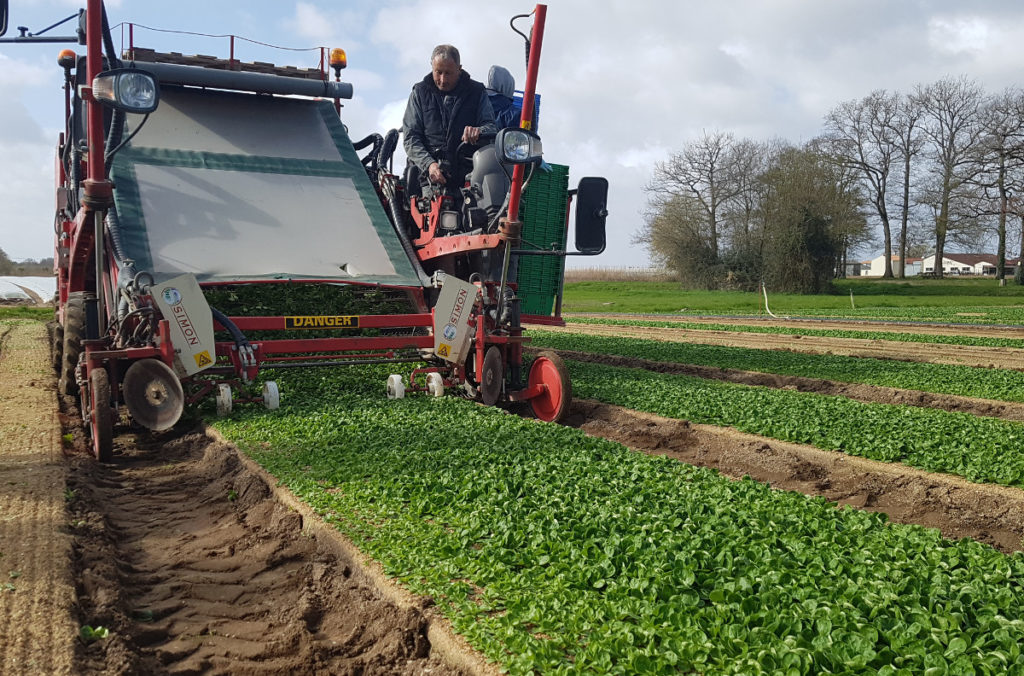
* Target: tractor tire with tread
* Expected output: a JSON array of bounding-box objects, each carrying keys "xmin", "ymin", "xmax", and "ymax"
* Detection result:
[{"xmin": 59, "ymin": 292, "xmax": 87, "ymax": 395}]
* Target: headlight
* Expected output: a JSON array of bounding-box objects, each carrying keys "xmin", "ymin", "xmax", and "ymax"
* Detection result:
[
  {"xmin": 496, "ymin": 128, "xmax": 543, "ymax": 164},
  {"xmin": 91, "ymin": 69, "xmax": 160, "ymax": 114}
]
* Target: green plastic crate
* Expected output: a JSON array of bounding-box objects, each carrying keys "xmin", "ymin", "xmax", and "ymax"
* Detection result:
[{"xmin": 518, "ymin": 164, "xmax": 569, "ymax": 316}]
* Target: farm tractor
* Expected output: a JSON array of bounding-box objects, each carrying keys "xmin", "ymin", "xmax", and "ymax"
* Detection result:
[{"xmin": 0, "ymin": 1, "xmax": 608, "ymax": 461}]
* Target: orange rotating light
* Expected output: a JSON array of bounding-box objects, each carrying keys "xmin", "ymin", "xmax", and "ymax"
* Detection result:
[{"xmin": 57, "ymin": 49, "xmax": 76, "ymax": 69}]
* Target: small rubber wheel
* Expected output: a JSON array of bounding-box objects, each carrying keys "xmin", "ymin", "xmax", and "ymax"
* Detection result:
[
  {"xmin": 528, "ymin": 351, "xmax": 572, "ymax": 423},
  {"xmin": 386, "ymin": 374, "xmax": 405, "ymax": 399},
  {"xmin": 89, "ymin": 368, "xmax": 114, "ymax": 462},
  {"xmin": 479, "ymin": 346, "xmax": 503, "ymax": 407},
  {"xmin": 216, "ymin": 383, "xmax": 233, "ymax": 417},
  {"xmin": 262, "ymin": 381, "xmax": 280, "ymax": 410},
  {"xmin": 425, "ymin": 372, "xmax": 444, "ymax": 398}
]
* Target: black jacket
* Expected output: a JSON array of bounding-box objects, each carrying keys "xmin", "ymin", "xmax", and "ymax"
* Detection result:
[{"xmin": 402, "ymin": 70, "xmax": 495, "ymax": 176}]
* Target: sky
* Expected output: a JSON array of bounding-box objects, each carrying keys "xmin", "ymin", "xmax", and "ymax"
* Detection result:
[{"xmin": 3, "ymin": 0, "xmax": 1024, "ymax": 268}]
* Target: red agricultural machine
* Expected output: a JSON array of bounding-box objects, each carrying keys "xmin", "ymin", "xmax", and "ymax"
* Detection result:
[{"xmin": 0, "ymin": 1, "xmax": 608, "ymax": 461}]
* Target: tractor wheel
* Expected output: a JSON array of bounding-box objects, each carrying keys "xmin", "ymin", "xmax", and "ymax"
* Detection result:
[
  {"xmin": 59, "ymin": 292, "xmax": 87, "ymax": 395},
  {"xmin": 50, "ymin": 323, "xmax": 64, "ymax": 373},
  {"xmin": 84, "ymin": 368, "xmax": 114, "ymax": 462},
  {"xmin": 528, "ymin": 351, "xmax": 572, "ymax": 423}
]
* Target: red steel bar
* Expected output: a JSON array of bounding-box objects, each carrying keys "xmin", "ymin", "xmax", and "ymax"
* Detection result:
[{"xmin": 505, "ymin": 3, "xmax": 546, "ymax": 223}]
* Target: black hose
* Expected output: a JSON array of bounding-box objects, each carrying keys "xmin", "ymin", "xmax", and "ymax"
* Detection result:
[
  {"xmin": 104, "ymin": 205, "xmax": 128, "ymax": 264},
  {"xmin": 379, "ymin": 129, "xmax": 400, "ymax": 173},
  {"xmin": 100, "ymin": 4, "xmax": 121, "ymax": 69},
  {"xmin": 381, "ymin": 177, "xmax": 432, "ymax": 287},
  {"xmin": 210, "ymin": 306, "xmax": 250, "ymax": 348}
]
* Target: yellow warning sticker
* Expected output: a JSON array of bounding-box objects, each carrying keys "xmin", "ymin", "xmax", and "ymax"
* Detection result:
[
  {"xmin": 194, "ymin": 350, "xmax": 213, "ymax": 368},
  {"xmin": 436, "ymin": 343, "xmax": 451, "ymax": 358},
  {"xmin": 285, "ymin": 315, "xmax": 359, "ymax": 329}
]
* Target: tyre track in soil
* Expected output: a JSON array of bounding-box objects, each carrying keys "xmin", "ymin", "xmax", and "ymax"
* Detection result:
[
  {"xmin": 561, "ymin": 400, "xmax": 1024, "ymax": 554},
  {"xmin": 63, "ymin": 420, "xmax": 470, "ymax": 675},
  {"xmin": 543, "ymin": 348, "xmax": 1024, "ymax": 423},
  {"xmin": 539, "ymin": 321, "xmax": 1024, "ymax": 370}
]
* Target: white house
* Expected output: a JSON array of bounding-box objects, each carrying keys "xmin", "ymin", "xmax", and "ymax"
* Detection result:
[
  {"xmin": 920, "ymin": 253, "xmax": 1018, "ymax": 276},
  {"xmin": 864, "ymin": 255, "xmax": 922, "ymax": 276}
]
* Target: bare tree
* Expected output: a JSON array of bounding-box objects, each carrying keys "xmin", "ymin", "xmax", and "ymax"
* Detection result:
[
  {"xmin": 916, "ymin": 77, "xmax": 986, "ymax": 277},
  {"xmin": 823, "ymin": 90, "xmax": 900, "ymax": 277},
  {"xmin": 974, "ymin": 89, "xmax": 1024, "ymax": 280},
  {"xmin": 890, "ymin": 93, "xmax": 925, "ymax": 278},
  {"xmin": 647, "ymin": 131, "xmax": 744, "ymax": 260}
]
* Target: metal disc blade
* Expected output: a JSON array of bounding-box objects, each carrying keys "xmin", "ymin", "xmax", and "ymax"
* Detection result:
[
  {"xmin": 123, "ymin": 359, "xmax": 185, "ymax": 431},
  {"xmin": 480, "ymin": 346, "xmax": 503, "ymax": 407}
]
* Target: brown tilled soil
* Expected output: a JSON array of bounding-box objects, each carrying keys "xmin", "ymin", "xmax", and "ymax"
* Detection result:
[
  {"xmin": 63, "ymin": 424, "xmax": 467, "ymax": 676},
  {"xmin": 544, "ymin": 320, "xmax": 1024, "ymax": 369},
  {"xmin": 570, "ymin": 312, "xmax": 1024, "ymax": 340},
  {"xmin": 564, "ymin": 400, "xmax": 1024, "ymax": 554},
  {"xmin": 548, "ymin": 348, "xmax": 1024, "ymax": 422}
]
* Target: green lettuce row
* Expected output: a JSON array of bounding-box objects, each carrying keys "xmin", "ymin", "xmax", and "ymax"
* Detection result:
[
  {"xmin": 214, "ymin": 365, "xmax": 1024, "ymax": 674},
  {"xmin": 530, "ymin": 330, "xmax": 1024, "ymax": 404},
  {"xmin": 564, "ymin": 359, "xmax": 1024, "ymax": 487},
  {"xmin": 565, "ymin": 317, "xmax": 1024, "ymax": 350}
]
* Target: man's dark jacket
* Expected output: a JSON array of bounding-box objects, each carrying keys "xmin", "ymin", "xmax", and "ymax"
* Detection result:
[{"xmin": 402, "ymin": 70, "xmax": 495, "ymax": 180}]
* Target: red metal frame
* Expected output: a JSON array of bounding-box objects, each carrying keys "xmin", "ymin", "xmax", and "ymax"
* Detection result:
[{"xmin": 54, "ymin": 2, "xmax": 564, "ymax": 438}]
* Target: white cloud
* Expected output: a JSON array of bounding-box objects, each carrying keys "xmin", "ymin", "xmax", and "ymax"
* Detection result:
[{"xmin": 928, "ymin": 16, "xmax": 992, "ymax": 55}]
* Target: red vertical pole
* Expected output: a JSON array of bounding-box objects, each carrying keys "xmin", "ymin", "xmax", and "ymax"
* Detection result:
[
  {"xmin": 505, "ymin": 4, "xmax": 546, "ymax": 224},
  {"xmin": 85, "ymin": 0, "xmax": 105, "ymax": 184},
  {"xmin": 229, "ymin": 35, "xmax": 235, "ymax": 69},
  {"xmin": 128, "ymin": 22, "xmax": 133, "ymax": 53}
]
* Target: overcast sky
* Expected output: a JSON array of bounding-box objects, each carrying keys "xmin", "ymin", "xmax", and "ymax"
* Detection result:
[{"xmin": 3, "ymin": 0, "xmax": 1024, "ymax": 267}]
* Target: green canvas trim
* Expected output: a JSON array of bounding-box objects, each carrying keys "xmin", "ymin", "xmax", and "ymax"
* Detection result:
[
  {"xmin": 116, "ymin": 147, "xmax": 352, "ymax": 178},
  {"xmin": 110, "ymin": 159, "xmax": 155, "ymax": 274}
]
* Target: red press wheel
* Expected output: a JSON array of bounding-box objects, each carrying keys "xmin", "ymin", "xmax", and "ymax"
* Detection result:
[{"xmin": 527, "ymin": 352, "xmax": 572, "ymax": 423}]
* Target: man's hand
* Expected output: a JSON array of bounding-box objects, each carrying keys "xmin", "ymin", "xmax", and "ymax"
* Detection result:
[
  {"xmin": 428, "ymin": 161, "xmax": 446, "ymax": 184},
  {"xmin": 462, "ymin": 126, "xmax": 481, "ymax": 144}
]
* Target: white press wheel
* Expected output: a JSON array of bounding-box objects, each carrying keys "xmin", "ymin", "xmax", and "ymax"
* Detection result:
[
  {"xmin": 262, "ymin": 381, "xmax": 280, "ymax": 410},
  {"xmin": 386, "ymin": 374, "xmax": 405, "ymax": 399},
  {"xmin": 216, "ymin": 383, "xmax": 233, "ymax": 417},
  {"xmin": 426, "ymin": 372, "xmax": 444, "ymax": 398}
]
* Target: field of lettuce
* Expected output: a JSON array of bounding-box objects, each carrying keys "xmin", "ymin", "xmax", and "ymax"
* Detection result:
[{"xmin": 214, "ymin": 305, "xmax": 1024, "ymax": 673}]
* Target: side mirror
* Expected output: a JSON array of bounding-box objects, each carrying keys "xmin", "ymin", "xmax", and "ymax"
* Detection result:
[
  {"xmin": 92, "ymin": 68, "xmax": 160, "ymax": 114},
  {"xmin": 574, "ymin": 177, "xmax": 608, "ymax": 254},
  {"xmin": 495, "ymin": 127, "xmax": 543, "ymax": 164},
  {"xmin": 0, "ymin": 0, "xmax": 9, "ymax": 38}
]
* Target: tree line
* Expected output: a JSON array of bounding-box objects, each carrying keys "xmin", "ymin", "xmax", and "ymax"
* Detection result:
[
  {"xmin": 0, "ymin": 248, "xmax": 53, "ymax": 276},
  {"xmin": 637, "ymin": 76, "xmax": 1024, "ymax": 292}
]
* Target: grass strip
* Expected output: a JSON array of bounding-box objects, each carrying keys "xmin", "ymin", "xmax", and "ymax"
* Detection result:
[
  {"xmin": 566, "ymin": 317, "xmax": 1024, "ymax": 349},
  {"xmin": 214, "ymin": 365, "xmax": 1024, "ymax": 674},
  {"xmin": 564, "ymin": 358, "xmax": 1024, "ymax": 488},
  {"xmin": 531, "ymin": 330, "xmax": 1024, "ymax": 404}
]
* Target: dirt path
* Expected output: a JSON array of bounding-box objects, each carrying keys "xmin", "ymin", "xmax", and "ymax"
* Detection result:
[
  {"xmin": 63, "ymin": 425, "xmax": 469, "ymax": 675},
  {"xmin": 570, "ymin": 312, "xmax": 1024, "ymax": 339},
  {"xmin": 540, "ymin": 321, "xmax": 1024, "ymax": 369},
  {"xmin": 0, "ymin": 321, "xmax": 76, "ymax": 675},
  {"xmin": 546, "ymin": 348, "xmax": 1024, "ymax": 422},
  {"xmin": 564, "ymin": 400, "xmax": 1024, "ymax": 554}
]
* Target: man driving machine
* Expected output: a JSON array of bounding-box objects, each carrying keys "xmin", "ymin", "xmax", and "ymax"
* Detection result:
[{"xmin": 402, "ymin": 44, "xmax": 496, "ymax": 196}]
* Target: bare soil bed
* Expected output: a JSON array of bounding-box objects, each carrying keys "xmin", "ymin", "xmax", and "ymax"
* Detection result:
[
  {"xmin": 548, "ymin": 320, "xmax": 1024, "ymax": 369},
  {"xmin": 570, "ymin": 312, "xmax": 1024, "ymax": 340},
  {"xmin": 564, "ymin": 400, "xmax": 1024, "ymax": 554},
  {"xmin": 62, "ymin": 419, "xmax": 465, "ymax": 675},
  {"xmin": 548, "ymin": 348, "xmax": 1024, "ymax": 422}
]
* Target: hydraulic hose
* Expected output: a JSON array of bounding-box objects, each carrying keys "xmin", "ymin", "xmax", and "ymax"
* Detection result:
[
  {"xmin": 380, "ymin": 176, "xmax": 432, "ymax": 287},
  {"xmin": 210, "ymin": 306, "xmax": 250, "ymax": 349}
]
